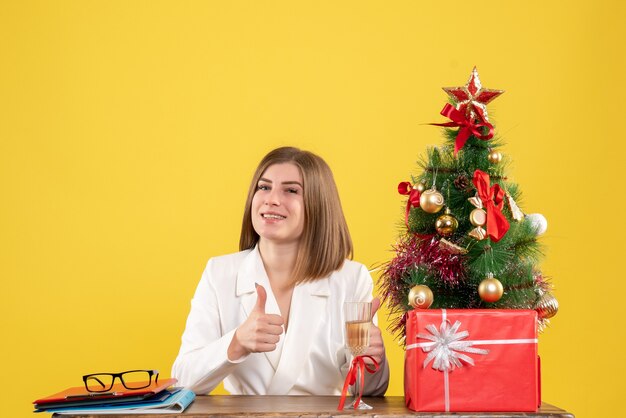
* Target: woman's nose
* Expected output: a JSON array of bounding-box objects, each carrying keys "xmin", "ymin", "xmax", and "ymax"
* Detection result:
[{"xmin": 264, "ymin": 189, "xmax": 280, "ymax": 206}]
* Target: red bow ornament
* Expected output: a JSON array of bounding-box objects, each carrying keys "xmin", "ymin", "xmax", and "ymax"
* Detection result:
[
  {"xmin": 398, "ymin": 181, "xmax": 422, "ymax": 228},
  {"xmin": 430, "ymin": 103, "xmax": 494, "ymax": 156},
  {"xmin": 471, "ymin": 170, "xmax": 509, "ymax": 242},
  {"xmin": 337, "ymin": 355, "xmax": 379, "ymax": 410}
]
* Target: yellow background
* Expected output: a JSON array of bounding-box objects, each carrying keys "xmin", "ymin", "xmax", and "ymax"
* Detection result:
[{"xmin": 1, "ymin": 2, "xmax": 624, "ymax": 417}]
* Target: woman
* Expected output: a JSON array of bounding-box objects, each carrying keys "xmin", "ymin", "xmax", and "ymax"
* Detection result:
[{"xmin": 172, "ymin": 147, "xmax": 389, "ymax": 395}]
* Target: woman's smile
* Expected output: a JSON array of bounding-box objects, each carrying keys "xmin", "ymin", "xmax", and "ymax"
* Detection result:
[{"xmin": 261, "ymin": 212, "xmax": 287, "ymax": 221}]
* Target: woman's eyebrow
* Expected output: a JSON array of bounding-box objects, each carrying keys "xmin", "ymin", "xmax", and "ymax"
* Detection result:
[
  {"xmin": 282, "ymin": 181, "xmax": 303, "ymax": 187},
  {"xmin": 259, "ymin": 178, "xmax": 302, "ymax": 187}
]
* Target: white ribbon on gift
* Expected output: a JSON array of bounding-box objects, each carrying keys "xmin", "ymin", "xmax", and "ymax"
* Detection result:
[{"xmin": 405, "ymin": 309, "xmax": 538, "ymax": 412}]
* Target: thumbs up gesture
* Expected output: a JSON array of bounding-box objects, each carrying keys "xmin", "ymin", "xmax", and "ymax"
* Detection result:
[
  {"xmin": 363, "ymin": 297, "xmax": 385, "ymax": 366},
  {"xmin": 228, "ymin": 284, "xmax": 285, "ymax": 361}
]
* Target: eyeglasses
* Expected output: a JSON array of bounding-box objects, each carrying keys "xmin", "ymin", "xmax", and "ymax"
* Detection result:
[{"xmin": 83, "ymin": 369, "xmax": 159, "ymax": 393}]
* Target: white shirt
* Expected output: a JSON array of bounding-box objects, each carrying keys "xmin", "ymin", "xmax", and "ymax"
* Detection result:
[{"xmin": 171, "ymin": 246, "xmax": 390, "ymax": 395}]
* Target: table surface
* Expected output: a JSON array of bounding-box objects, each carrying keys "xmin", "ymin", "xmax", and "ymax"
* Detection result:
[{"xmin": 53, "ymin": 395, "xmax": 574, "ymax": 418}]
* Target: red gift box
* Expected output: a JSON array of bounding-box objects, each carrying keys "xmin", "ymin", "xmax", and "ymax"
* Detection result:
[{"xmin": 404, "ymin": 309, "xmax": 540, "ymax": 412}]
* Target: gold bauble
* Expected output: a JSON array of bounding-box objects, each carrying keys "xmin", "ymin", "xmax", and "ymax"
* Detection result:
[
  {"xmin": 487, "ymin": 151, "xmax": 503, "ymax": 164},
  {"xmin": 469, "ymin": 208, "xmax": 487, "ymax": 227},
  {"xmin": 535, "ymin": 292, "xmax": 559, "ymax": 319},
  {"xmin": 435, "ymin": 210, "xmax": 458, "ymax": 237},
  {"xmin": 415, "ymin": 183, "xmax": 426, "ymax": 193},
  {"xmin": 419, "ymin": 188, "xmax": 444, "ymax": 213},
  {"xmin": 408, "ymin": 285, "xmax": 434, "ymax": 309},
  {"xmin": 478, "ymin": 277, "xmax": 504, "ymax": 303}
]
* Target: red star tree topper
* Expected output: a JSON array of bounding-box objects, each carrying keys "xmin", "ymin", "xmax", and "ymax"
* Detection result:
[{"xmin": 443, "ymin": 67, "xmax": 503, "ymax": 123}]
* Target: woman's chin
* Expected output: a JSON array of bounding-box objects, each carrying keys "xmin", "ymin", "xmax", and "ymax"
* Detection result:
[{"xmin": 259, "ymin": 234, "xmax": 301, "ymax": 246}]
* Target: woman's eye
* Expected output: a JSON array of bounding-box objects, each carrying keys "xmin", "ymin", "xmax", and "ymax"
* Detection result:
[
  {"xmin": 286, "ymin": 188, "xmax": 300, "ymax": 194},
  {"xmin": 257, "ymin": 185, "xmax": 270, "ymax": 191}
]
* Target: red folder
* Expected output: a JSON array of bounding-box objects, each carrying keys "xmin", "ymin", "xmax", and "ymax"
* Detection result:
[{"xmin": 34, "ymin": 378, "xmax": 177, "ymax": 407}]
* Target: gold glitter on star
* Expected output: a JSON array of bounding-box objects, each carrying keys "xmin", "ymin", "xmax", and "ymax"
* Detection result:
[{"xmin": 442, "ymin": 67, "xmax": 504, "ymax": 123}]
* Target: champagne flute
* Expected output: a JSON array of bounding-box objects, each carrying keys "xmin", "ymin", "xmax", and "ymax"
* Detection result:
[{"xmin": 344, "ymin": 301, "xmax": 373, "ymax": 410}]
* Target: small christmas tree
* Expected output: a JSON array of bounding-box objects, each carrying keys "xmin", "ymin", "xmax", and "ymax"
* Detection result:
[{"xmin": 381, "ymin": 68, "xmax": 558, "ymax": 342}]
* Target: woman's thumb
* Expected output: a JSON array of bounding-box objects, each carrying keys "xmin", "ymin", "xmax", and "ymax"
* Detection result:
[{"xmin": 254, "ymin": 284, "xmax": 267, "ymax": 313}]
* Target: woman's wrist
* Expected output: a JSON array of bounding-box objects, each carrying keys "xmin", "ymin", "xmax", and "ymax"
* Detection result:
[{"xmin": 227, "ymin": 329, "xmax": 248, "ymax": 361}]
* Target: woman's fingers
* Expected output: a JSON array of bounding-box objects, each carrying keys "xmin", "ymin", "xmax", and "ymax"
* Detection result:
[
  {"xmin": 363, "ymin": 323, "xmax": 385, "ymax": 364},
  {"xmin": 265, "ymin": 313, "xmax": 285, "ymax": 327},
  {"xmin": 234, "ymin": 311, "xmax": 285, "ymax": 355}
]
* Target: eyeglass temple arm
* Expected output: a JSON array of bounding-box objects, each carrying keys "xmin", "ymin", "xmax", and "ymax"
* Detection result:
[{"xmin": 85, "ymin": 376, "xmax": 107, "ymax": 389}]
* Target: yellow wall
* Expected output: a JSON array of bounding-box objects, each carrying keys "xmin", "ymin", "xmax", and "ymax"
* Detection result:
[{"xmin": 1, "ymin": 2, "xmax": 624, "ymax": 417}]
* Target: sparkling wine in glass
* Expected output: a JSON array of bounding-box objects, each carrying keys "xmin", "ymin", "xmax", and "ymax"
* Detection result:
[{"xmin": 344, "ymin": 301, "xmax": 373, "ymax": 410}]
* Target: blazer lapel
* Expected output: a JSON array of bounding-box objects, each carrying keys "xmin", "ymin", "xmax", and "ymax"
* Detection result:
[
  {"xmin": 266, "ymin": 277, "xmax": 330, "ymax": 394},
  {"xmin": 236, "ymin": 248, "xmax": 261, "ymax": 317},
  {"xmin": 236, "ymin": 246, "xmax": 283, "ymax": 371}
]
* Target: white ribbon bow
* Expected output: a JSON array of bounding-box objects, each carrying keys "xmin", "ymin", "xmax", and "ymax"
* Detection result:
[{"xmin": 417, "ymin": 320, "xmax": 489, "ymax": 372}]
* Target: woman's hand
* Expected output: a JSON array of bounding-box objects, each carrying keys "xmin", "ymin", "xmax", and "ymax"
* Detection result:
[
  {"xmin": 227, "ymin": 284, "xmax": 284, "ymax": 361},
  {"xmin": 363, "ymin": 297, "xmax": 385, "ymax": 367}
]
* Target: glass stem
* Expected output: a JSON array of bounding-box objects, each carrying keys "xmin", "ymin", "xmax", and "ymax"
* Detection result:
[{"xmin": 353, "ymin": 362, "xmax": 360, "ymax": 406}]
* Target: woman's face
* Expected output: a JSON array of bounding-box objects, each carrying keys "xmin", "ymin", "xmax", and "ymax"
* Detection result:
[{"xmin": 251, "ymin": 163, "xmax": 305, "ymax": 245}]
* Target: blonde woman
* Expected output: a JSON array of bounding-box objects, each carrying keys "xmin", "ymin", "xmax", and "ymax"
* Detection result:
[{"xmin": 172, "ymin": 147, "xmax": 389, "ymax": 395}]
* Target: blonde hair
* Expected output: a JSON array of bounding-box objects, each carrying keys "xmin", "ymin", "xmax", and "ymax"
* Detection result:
[{"xmin": 240, "ymin": 147, "xmax": 353, "ymax": 283}]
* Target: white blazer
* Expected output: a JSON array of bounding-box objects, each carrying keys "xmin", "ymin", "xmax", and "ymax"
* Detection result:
[{"xmin": 171, "ymin": 246, "xmax": 390, "ymax": 395}]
